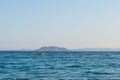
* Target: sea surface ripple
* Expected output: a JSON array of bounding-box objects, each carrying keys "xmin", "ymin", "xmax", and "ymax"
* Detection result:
[{"xmin": 0, "ymin": 51, "xmax": 120, "ymax": 80}]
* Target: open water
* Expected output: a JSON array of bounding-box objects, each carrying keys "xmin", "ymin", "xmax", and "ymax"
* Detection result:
[{"xmin": 0, "ymin": 51, "xmax": 120, "ymax": 80}]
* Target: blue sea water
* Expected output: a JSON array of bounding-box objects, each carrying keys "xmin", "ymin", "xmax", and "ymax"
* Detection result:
[{"xmin": 0, "ymin": 51, "xmax": 120, "ymax": 80}]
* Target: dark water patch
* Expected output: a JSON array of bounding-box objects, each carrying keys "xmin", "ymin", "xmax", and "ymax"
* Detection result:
[
  {"xmin": 0, "ymin": 65, "xmax": 6, "ymax": 69},
  {"xmin": 0, "ymin": 62, "xmax": 26, "ymax": 65},
  {"xmin": 58, "ymin": 79, "xmax": 73, "ymax": 80},
  {"xmin": 15, "ymin": 78, "xmax": 30, "ymax": 80},
  {"xmin": 85, "ymin": 71, "xmax": 114, "ymax": 75},
  {"xmin": 34, "ymin": 67, "xmax": 66, "ymax": 71},
  {"xmin": 58, "ymin": 79, "xmax": 65, "ymax": 80},
  {"xmin": 1, "ymin": 78, "xmax": 14, "ymax": 80},
  {"xmin": 65, "ymin": 65, "xmax": 82, "ymax": 68},
  {"xmin": 0, "ymin": 69, "xmax": 9, "ymax": 74},
  {"xmin": 16, "ymin": 66, "xmax": 33, "ymax": 71},
  {"xmin": 107, "ymin": 63, "xmax": 120, "ymax": 68},
  {"xmin": 34, "ymin": 75, "xmax": 54, "ymax": 78}
]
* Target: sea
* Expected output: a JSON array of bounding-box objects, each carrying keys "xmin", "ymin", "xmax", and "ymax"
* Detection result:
[{"xmin": 0, "ymin": 51, "xmax": 120, "ymax": 80}]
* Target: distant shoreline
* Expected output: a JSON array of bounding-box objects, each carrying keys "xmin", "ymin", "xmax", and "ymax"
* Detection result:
[{"xmin": 1, "ymin": 51, "xmax": 120, "ymax": 52}]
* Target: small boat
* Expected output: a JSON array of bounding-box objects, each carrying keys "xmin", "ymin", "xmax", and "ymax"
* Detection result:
[
  {"xmin": 33, "ymin": 51, "xmax": 45, "ymax": 56},
  {"xmin": 39, "ymin": 52, "xmax": 45, "ymax": 56}
]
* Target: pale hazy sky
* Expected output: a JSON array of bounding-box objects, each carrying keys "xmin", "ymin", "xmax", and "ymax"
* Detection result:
[{"xmin": 0, "ymin": 0, "xmax": 120, "ymax": 50}]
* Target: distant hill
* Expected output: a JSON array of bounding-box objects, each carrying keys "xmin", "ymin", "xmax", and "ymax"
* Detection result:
[
  {"xmin": 35, "ymin": 46, "xmax": 120, "ymax": 52},
  {"xmin": 36, "ymin": 46, "xmax": 69, "ymax": 51}
]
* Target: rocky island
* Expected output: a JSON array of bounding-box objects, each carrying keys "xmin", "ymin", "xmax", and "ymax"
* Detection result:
[{"xmin": 36, "ymin": 46, "xmax": 69, "ymax": 51}]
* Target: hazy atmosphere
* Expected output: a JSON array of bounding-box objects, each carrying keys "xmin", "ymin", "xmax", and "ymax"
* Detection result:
[{"xmin": 0, "ymin": 0, "xmax": 120, "ymax": 50}]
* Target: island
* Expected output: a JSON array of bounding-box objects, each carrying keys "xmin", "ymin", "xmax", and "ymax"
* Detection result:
[{"xmin": 35, "ymin": 46, "xmax": 69, "ymax": 51}]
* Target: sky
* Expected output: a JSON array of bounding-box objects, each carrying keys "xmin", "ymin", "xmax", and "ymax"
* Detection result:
[{"xmin": 0, "ymin": 0, "xmax": 120, "ymax": 50}]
